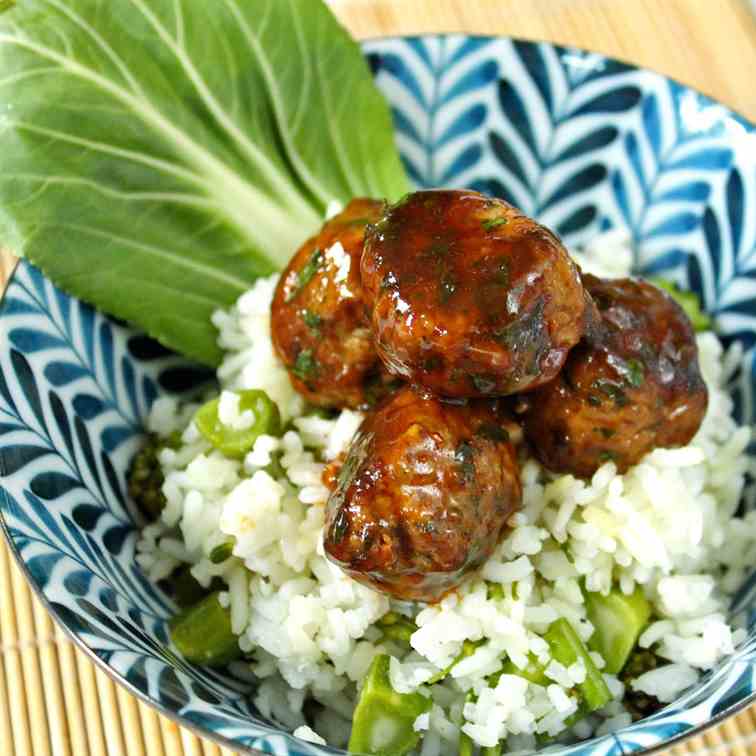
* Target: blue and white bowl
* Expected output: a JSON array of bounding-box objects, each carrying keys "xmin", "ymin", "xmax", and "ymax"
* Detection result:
[{"xmin": 1, "ymin": 35, "xmax": 755, "ymax": 756}]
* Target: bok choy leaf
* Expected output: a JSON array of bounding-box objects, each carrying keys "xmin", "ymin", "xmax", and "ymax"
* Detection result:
[{"xmin": 0, "ymin": 0, "xmax": 409, "ymax": 365}]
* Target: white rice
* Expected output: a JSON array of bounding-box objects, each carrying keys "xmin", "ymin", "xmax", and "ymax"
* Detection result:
[{"xmin": 136, "ymin": 229, "xmax": 756, "ymax": 752}]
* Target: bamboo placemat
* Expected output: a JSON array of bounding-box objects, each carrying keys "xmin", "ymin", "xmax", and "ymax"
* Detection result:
[
  {"xmin": 1, "ymin": 1, "xmax": 756, "ymax": 754},
  {"xmin": 2, "ymin": 532, "xmax": 756, "ymax": 756}
]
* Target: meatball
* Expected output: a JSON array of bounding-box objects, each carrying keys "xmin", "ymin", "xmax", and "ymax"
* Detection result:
[
  {"xmin": 522, "ymin": 275, "xmax": 708, "ymax": 479},
  {"xmin": 361, "ymin": 190, "xmax": 592, "ymax": 397},
  {"xmin": 324, "ymin": 386, "xmax": 522, "ymax": 602},
  {"xmin": 271, "ymin": 198, "xmax": 389, "ymax": 409}
]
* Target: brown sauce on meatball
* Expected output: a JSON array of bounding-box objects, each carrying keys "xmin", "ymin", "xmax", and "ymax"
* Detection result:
[
  {"xmin": 523, "ymin": 275, "xmax": 708, "ymax": 479},
  {"xmin": 271, "ymin": 198, "xmax": 390, "ymax": 409},
  {"xmin": 361, "ymin": 190, "xmax": 592, "ymax": 397},
  {"xmin": 324, "ymin": 386, "xmax": 522, "ymax": 602}
]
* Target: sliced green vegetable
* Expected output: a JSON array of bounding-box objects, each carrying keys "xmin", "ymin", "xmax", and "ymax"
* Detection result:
[
  {"xmin": 0, "ymin": 0, "xmax": 409, "ymax": 366},
  {"xmin": 348, "ymin": 655, "xmax": 431, "ymax": 756},
  {"xmin": 544, "ymin": 618, "xmax": 611, "ymax": 712},
  {"xmin": 169, "ymin": 592, "xmax": 241, "ymax": 667},
  {"xmin": 195, "ymin": 389, "xmax": 281, "ymax": 459},
  {"xmin": 169, "ymin": 566, "xmax": 210, "ymax": 609},
  {"xmin": 427, "ymin": 639, "xmax": 481, "ymax": 684},
  {"xmin": 377, "ymin": 612, "xmax": 417, "ymax": 644},
  {"xmin": 487, "ymin": 582, "xmax": 505, "ymax": 601},
  {"xmin": 482, "ymin": 745, "xmax": 502, "ymax": 756},
  {"xmin": 458, "ymin": 731, "xmax": 474, "ymax": 756},
  {"xmin": 264, "ymin": 451, "xmax": 285, "ymax": 480},
  {"xmin": 585, "ymin": 586, "xmax": 651, "ymax": 675},
  {"xmin": 498, "ymin": 654, "xmax": 549, "ymax": 686},
  {"xmin": 651, "ymin": 278, "xmax": 711, "ymax": 332},
  {"xmin": 209, "ymin": 540, "xmax": 235, "ymax": 564}
]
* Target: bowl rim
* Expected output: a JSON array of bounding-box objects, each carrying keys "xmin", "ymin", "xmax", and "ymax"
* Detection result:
[{"xmin": 1, "ymin": 30, "xmax": 755, "ymax": 756}]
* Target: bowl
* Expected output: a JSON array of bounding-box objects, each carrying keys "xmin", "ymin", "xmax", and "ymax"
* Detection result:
[{"xmin": 1, "ymin": 34, "xmax": 755, "ymax": 756}]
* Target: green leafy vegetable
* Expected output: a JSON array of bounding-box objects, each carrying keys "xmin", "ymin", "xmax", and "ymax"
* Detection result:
[
  {"xmin": 651, "ymin": 278, "xmax": 711, "ymax": 332},
  {"xmin": 0, "ymin": 0, "xmax": 409, "ymax": 365}
]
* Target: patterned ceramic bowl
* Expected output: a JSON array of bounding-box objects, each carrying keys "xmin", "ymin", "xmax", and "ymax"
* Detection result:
[{"xmin": 1, "ymin": 35, "xmax": 755, "ymax": 756}]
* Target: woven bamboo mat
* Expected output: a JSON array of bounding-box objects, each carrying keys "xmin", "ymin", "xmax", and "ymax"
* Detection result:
[
  {"xmin": 1, "ymin": 535, "xmax": 755, "ymax": 756},
  {"xmin": 1, "ymin": 1, "xmax": 756, "ymax": 750}
]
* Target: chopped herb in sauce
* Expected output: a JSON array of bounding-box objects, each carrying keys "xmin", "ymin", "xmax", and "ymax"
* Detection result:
[
  {"xmin": 592, "ymin": 379, "xmax": 629, "ymax": 407},
  {"xmin": 596, "ymin": 427, "xmax": 616, "ymax": 439},
  {"xmin": 293, "ymin": 349, "xmax": 317, "ymax": 380},
  {"xmin": 423, "ymin": 354, "xmax": 443, "ymax": 372},
  {"xmin": 455, "ymin": 441, "xmax": 476, "ymax": 482},
  {"xmin": 625, "ymin": 358, "xmax": 645, "ymax": 388},
  {"xmin": 331, "ymin": 509, "xmax": 349, "ymax": 544},
  {"xmin": 301, "ymin": 309, "xmax": 322, "ymax": 332},
  {"xmin": 471, "ymin": 374, "xmax": 497, "ymax": 394},
  {"xmin": 286, "ymin": 248, "xmax": 323, "ymax": 302},
  {"xmin": 494, "ymin": 260, "xmax": 509, "ymax": 286},
  {"xmin": 598, "ymin": 450, "xmax": 617, "ymax": 463},
  {"xmin": 482, "ymin": 217, "xmax": 508, "ymax": 232},
  {"xmin": 380, "ymin": 272, "xmax": 396, "ymax": 290},
  {"xmin": 477, "ymin": 422, "xmax": 509, "ymax": 443},
  {"xmin": 440, "ymin": 274, "xmax": 457, "ymax": 303}
]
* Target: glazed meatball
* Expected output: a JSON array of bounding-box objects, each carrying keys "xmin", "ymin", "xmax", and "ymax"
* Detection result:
[
  {"xmin": 361, "ymin": 190, "xmax": 592, "ymax": 397},
  {"xmin": 523, "ymin": 275, "xmax": 708, "ymax": 479},
  {"xmin": 324, "ymin": 386, "xmax": 522, "ymax": 602},
  {"xmin": 271, "ymin": 198, "xmax": 388, "ymax": 409}
]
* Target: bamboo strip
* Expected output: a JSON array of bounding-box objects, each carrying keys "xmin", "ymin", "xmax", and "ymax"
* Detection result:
[
  {"xmin": 723, "ymin": 714, "xmax": 748, "ymax": 744},
  {"xmin": 200, "ymin": 739, "xmax": 222, "ymax": 756},
  {"xmin": 115, "ymin": 681, "xmax": 146, "ymax": 756},
  {"xmin": 0, "ymin": 545, "xmax": 32, "ymax": 756},
  {"xmin": 703, "ymin": 726, "xmax": 725, "ymax": 749},
  {"xmin": 31, "ymin": 595, "xmax": 71, "ymax": 756},
  {"xmin": 737, "ymin": 705, "xmax": 756, "ymax": 733},
  {"xmin": 11, "ymin": 565, "xmax": 52, "ymax": 756},
  {"xmin": 54, "ymin": 627, "xmax": 89, "ymax": 756},
  {"xmin": 94, "ymin": 667, "xmax": 127, "ymax": 756},
  {"xmin": 10, "ymin": 559, "xmax": 52, "ymax": 756},
  {"xmin": 159, "ymin": 713, "xmax": 186, "ymax": 756},
  {"xmin": 74, "ymin": 646, "xmax": 108, "ymax": 756},
  {"xmin": 0, "ymin": 621, "xmax": 15, "ymax": 756},
  {"xmin": 180, "ymin": 728, "xmax": 205, "ymax": 756},
  {"xmin": 137, "ymin": 699, "xmax": 166, "ymax": 756}
]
